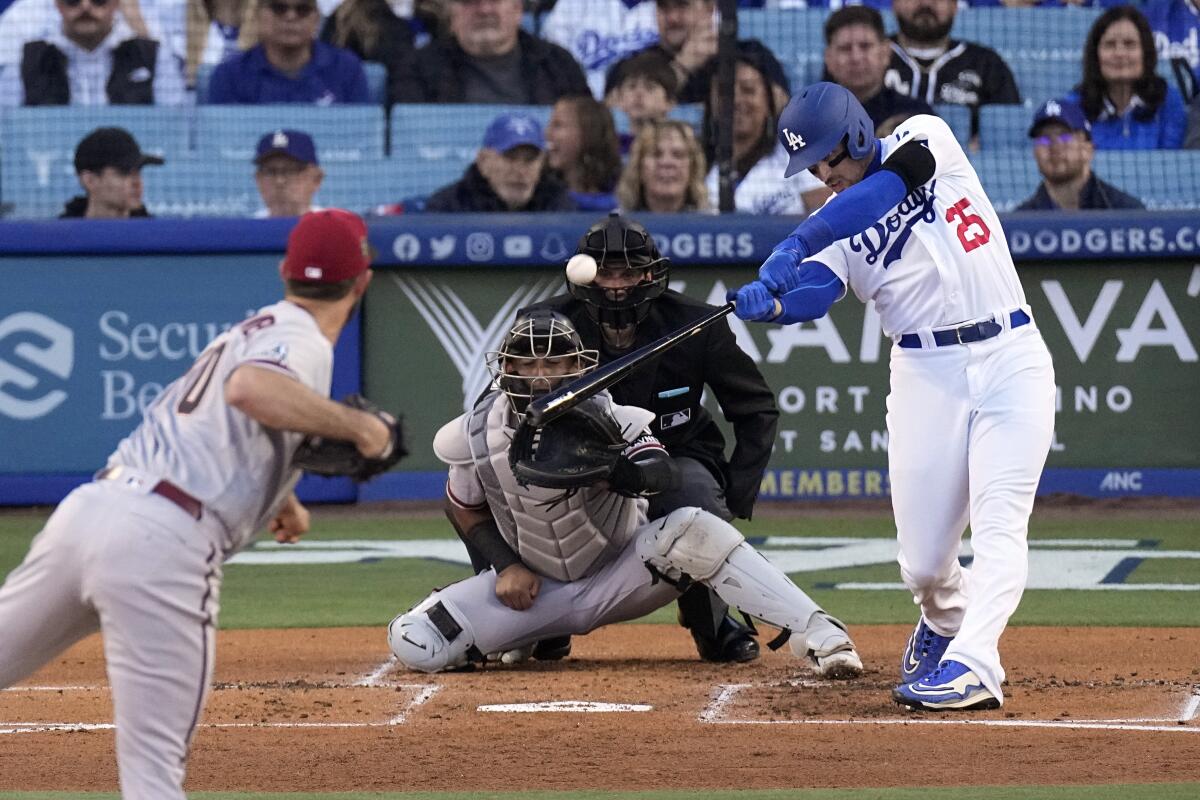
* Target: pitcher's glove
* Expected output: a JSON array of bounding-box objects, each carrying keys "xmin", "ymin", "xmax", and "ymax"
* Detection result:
[
  {"xmin": 509, "ymin": 397, "xmax": 628, "ymax": 490},
  {"xmin": 293, "ymin": 394, "xmax": 408, "ymax": 482}
]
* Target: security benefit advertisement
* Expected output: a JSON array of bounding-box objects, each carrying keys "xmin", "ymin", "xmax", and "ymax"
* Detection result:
[
  {"xmin": 364, "ymin": 261, "xmax": 1200, "ymax": 499},
  {"xmin": 0, "ymin": 255, "xmax": 359, "ymax": 475}
]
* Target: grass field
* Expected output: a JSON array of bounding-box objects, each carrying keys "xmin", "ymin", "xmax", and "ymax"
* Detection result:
[{"xmin": 1, "ymin": 503, "xmax": 1197, "ymax": 799}]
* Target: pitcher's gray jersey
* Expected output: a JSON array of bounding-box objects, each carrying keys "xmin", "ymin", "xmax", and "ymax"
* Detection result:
[{"xmin": 111, "ymin": 300, "xmax": 332, "ymax": 552}]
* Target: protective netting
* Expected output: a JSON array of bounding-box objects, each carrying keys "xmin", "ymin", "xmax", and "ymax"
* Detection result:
[{"xmin": 0, "ymin": 2, "xmax": 1195, "ymax": 218}]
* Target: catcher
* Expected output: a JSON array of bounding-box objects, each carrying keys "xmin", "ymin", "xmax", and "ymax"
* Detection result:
[{"xmin": 387, "ymin": 309, "xmax": 863, "ymax": 677}]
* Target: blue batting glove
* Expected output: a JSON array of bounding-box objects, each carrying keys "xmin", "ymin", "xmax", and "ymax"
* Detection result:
[
  {"xmin": 758, "ymin": 248, "xmax": 803, "ymax": 294},
  {"xmin": 729, "ymin": 282, "xmax": 780, "ymax": 322}
]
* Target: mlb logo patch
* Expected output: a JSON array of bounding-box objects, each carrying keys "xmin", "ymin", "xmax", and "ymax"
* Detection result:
[{"xmin": 659, "ymin": 409, "xmax": 691, "ymax": 430}]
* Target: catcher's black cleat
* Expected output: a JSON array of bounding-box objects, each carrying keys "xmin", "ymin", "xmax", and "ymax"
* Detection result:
[
  {"xmin": 691, "ymin": 615, "xmax": 760, "ymax": 664},
  {"xmin": 532, "ymin": 635, "xmax": 573, "ymax": 661}
]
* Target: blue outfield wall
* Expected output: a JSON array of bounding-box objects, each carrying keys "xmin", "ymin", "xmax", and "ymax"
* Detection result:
[{"xmin": 1, "ymin": 212, "xmax": 1199, "ymax": 505}]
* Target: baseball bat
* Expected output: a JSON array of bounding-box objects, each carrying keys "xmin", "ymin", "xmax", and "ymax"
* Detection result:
[{"xmin": 525, "ymin": 302, "xmax": 736, "ymax": 428}]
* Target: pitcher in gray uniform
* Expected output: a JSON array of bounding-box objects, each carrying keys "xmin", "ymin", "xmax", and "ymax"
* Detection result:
[
  {"xmin": 0, "ymin": 209, "xmax": 397, "ymax": 800},
  {"xmin": 387, "ymin": 309, "xmax": 864, "ymax": 678}
]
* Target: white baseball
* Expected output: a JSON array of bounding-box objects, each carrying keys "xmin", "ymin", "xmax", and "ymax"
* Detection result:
[{"xmin": 565, "ymin": 253, "xmax": 598, "ymax": 285}]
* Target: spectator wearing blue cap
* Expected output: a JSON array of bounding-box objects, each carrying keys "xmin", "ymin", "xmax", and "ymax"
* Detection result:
[
  {"xmin": 425, "ymin": 113, "xmax": 576, "ymax": 212},
  {"xmin": 207, "ymin": 0, "xmax": 368, "ymax": 104},
  {"xmin": 253, "ymin": 129, "xmax": 325, "ymax": 217},
  {"xmin": 1016, "ymin": 99, "xmax": 1144, "ymax": 211}
]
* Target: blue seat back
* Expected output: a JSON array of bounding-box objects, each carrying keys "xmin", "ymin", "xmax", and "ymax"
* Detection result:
[
  {"xmin": 969, "ymin": 150, "xmax": 1040, "ymax": 212},
  {"xmin": 389, "ymin": 104, "xmax": 553, "ymax": 196},
  {"xmin": 142, "ymin": 159, "xmax": 257, "ymax": 218},
  {"xmin": 195, "ymin": 105, "xmax": 386, "ymax": 162},
  {"xmin": 1092, "ymin": 151, "xmax": 1200, "ymax": 210},
  {"xmin": 979, "ymin": 105, "xmax": 1035, "ymax": 149}
]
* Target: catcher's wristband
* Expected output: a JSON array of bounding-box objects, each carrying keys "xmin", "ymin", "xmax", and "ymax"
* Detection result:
[
  {"xmin": 609, "ymin": 454, "xmax": 680, "ymax": 496},
  {"xmin": 467, "ymin": 518, "xmax": 522, "ymax": 573}
]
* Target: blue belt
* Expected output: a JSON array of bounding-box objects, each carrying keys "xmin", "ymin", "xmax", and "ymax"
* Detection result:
[{"xmin": 898, "ymin": 309, "xmax": 1031, "ymax": 349}]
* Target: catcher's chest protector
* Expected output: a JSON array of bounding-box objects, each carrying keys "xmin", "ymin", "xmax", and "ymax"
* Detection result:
[{"xmin": 467, "ymin": 393, "xmax": 646, "ymax": 582}]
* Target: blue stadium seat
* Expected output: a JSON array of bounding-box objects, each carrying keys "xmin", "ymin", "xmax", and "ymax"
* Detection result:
[
  {"xmin": 363, "ymin": 62, "xmax": 388, "ymax": 106},
  {"xmin": 195, "ymin": 64, "xmax": 215, "ymax": 104},
  {"xmin": 933, "ymin": 104, "xmax": 971, "ymax": 146},
  {"xmin": 317, "ymin": 159, "xmax": 421, "ymax": 214},
  {"xmin": 389, "ymin": 104, "xmax": 553, "ymax": 196},
  {"xmin": 1092, "ymin": 151, "xmax": 1200, "ymax": 210},
  {"xmin": 952, "ymin": 7, "xmax": 1102, "ymax": 63},
  {"xmin": 969, "ymin": 149, "xmax": 1041, "ymax": 212},
  {"xmin": 737, "ymin": 10, "xmax": 825, "ymax": 92},
  {"xmin": 979, "ymin": 105, "xmax": 1034, "ymax": 149},
  {"xmin": 195, "ymin": 105, "xmax": 387, "ymax": 162},
  {"xmin": 1009, "ymin": 59, "xmax": 1080, "ymax": 109},
  {"xmin": 142, "ymin": 159, "xmax": 257, "ymax": 218},
  {"xmin": 0, "ymin": 107, "xmax": 191, "ymax": 219}
]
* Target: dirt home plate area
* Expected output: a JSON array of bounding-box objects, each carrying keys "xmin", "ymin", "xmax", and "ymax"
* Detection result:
[{"xmin": 2, "ymin": 625, "xmax": 1198, "ymax": 792}]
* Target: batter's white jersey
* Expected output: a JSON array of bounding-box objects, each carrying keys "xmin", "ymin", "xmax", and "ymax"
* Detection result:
[
  {"xmin": 111, "ymin": 299, "xmax": 332, "ymax": 552},
  {"xmin": 540, "ymin": 0, "xmax": 660, "ymax": 97},
  {"xmin": 808, "ymin": 114, "xmax": 1027, "ymax": 338}
]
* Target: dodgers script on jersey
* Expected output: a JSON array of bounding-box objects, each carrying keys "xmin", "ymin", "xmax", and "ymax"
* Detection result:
[
  {"xmin": 111, "ymin": 300, "xmax": 332, "ymax": 552},
  {"xmin": 806, "ymin": 114, "xmax": 1026, "ymax": 339},
  {"xmin": 541, "ymin": 0, "xmax": 660, "ymax": 97}
]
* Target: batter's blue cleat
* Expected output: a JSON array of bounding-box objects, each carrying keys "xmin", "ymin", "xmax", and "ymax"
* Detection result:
[
  {"xmin": 899, "ymin": 618, "xmax": 954, "ymax": 683},
  {"xmin": 892, "ymin": 660, "xmax": 1001, "ymax": 711}
]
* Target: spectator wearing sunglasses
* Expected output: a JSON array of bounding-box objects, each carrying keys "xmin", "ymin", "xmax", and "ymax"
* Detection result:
[
  {"xmin": 1016, "ymin": 98, "xmax": 1144, "ymax": 212},
  {"xmin": 0, "ymin": 0, "xmax": 185, "ymax": 105},
  {"xmin": 207, "ymin": 0, "xmax": 368, "ymax": 104}
]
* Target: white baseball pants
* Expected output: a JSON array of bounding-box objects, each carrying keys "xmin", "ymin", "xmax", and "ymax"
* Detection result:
[{"xmin": 886, "ymin": 325, "xmax": 1055, "ymax": 701}]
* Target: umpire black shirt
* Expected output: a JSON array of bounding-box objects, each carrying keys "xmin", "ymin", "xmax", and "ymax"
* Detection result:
[{"xmin": 526, "ymin": 290, "xmax": 779, "ymax": 520}]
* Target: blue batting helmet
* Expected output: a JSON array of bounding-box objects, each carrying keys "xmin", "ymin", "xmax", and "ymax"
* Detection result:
[{"xmin": 778, "ymin": 82, "xmax": 875, "ymax": 178}]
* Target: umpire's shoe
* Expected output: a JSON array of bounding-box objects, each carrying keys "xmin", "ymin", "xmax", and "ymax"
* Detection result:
[
  {"xmin": 692, "ymin": 615, "xmax": 760, "ymax": 663},
  {"xmin": 892, "ymin": 660, "xmax": 1001, "ymax": 711}
]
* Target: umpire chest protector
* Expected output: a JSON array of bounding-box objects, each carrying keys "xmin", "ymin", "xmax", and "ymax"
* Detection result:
[{"xmin": 465, "ymin": 391, "xmax": 650, "ymax": 582}]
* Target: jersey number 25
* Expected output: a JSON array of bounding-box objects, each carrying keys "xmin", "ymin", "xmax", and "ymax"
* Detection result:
[{"xmin": 945, "ymin": 198, "xmax": 992, "ymax": 254}]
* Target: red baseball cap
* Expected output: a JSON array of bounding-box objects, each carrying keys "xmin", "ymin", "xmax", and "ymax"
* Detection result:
[{"xmin": 280, "ymin": 209, "xmax": 373, "ymax": 283}]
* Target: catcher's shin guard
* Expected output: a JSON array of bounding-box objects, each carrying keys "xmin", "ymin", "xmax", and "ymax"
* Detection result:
[
  {"xmin": 388, "ymin": 596, "xmax": 478, "ymax": 673},
  {"xmin": 637, "ymin": 507, "xmax": 862, "ymax": 678}
]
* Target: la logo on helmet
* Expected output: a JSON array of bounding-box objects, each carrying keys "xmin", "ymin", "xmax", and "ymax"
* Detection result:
[{"xmin": 782, "ymin": 128, "xmax": 806, "ymax": 151}]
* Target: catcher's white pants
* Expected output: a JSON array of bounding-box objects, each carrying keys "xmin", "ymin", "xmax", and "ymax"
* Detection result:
[
  {"xmin": 0, "ymin": 480, "xmax": 223, "ymax": 800},
  {"xmin": 428, "ymin": 524, "xmax": 681, "ymax": 656},
  {"xmin": 887, "ymin": 325, "xmax": 1055, "ymax": 701}
]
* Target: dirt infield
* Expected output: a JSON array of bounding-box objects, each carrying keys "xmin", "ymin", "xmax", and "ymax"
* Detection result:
[{"xmin": 2, "ymin": 624, "xmax": 1198, "ymax": 793}]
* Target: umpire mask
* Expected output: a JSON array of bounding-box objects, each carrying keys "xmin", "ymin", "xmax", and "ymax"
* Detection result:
[
  {"xmin": 568, "ymin": 213, "xmax": 669, "ymax": 331},
  {"xmin": 487, "ymin": 310, "xmax": 599, "ymax": 417}
]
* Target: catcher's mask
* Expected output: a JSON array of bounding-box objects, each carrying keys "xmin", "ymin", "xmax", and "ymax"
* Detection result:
[
  {"xmin": 487, "ymin": 310, "xmax": 599, "ymax": 416},
  {"xmin": 568, "ymin": 212, "xmax": 669, "ymax": 330}
]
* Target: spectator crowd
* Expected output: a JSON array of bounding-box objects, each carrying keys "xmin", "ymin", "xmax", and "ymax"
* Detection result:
[{"xmin": 0, "ymin": 0, "xmax": 1198, "ymax": 218}]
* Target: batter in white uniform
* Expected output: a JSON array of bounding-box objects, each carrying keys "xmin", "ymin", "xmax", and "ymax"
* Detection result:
[
  {"xmin": 0, "ymin": 209, "xmax": 395, "ymax": 798},
  {"xmin": 388, "ymin": 310, "xmax": 863, "ymax": 679},
  {"xmin": 730, "ymin": 82, "xmax": 1055, "ymax": 711}
]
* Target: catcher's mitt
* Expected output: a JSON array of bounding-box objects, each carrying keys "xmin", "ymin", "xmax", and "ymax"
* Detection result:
[
  {"xmin": 293, "ymin": 394, "xmax": 408, "ymax": 482},
  {"xmin": 509, "ymin": 397, "xmax": 628, "ymax": 490}
]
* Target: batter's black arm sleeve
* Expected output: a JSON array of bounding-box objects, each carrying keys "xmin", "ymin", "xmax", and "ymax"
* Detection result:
[
  {"xmin": 704, "ymin": 322, "xmax": 779, "ymax": 519},
  {"xmin": 880, "ymin": 139, "xmax": 937, "ymax": 195},
  {"xmin": 444, "ymin": 499, "xmax": 521, "ymax": 573}
]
